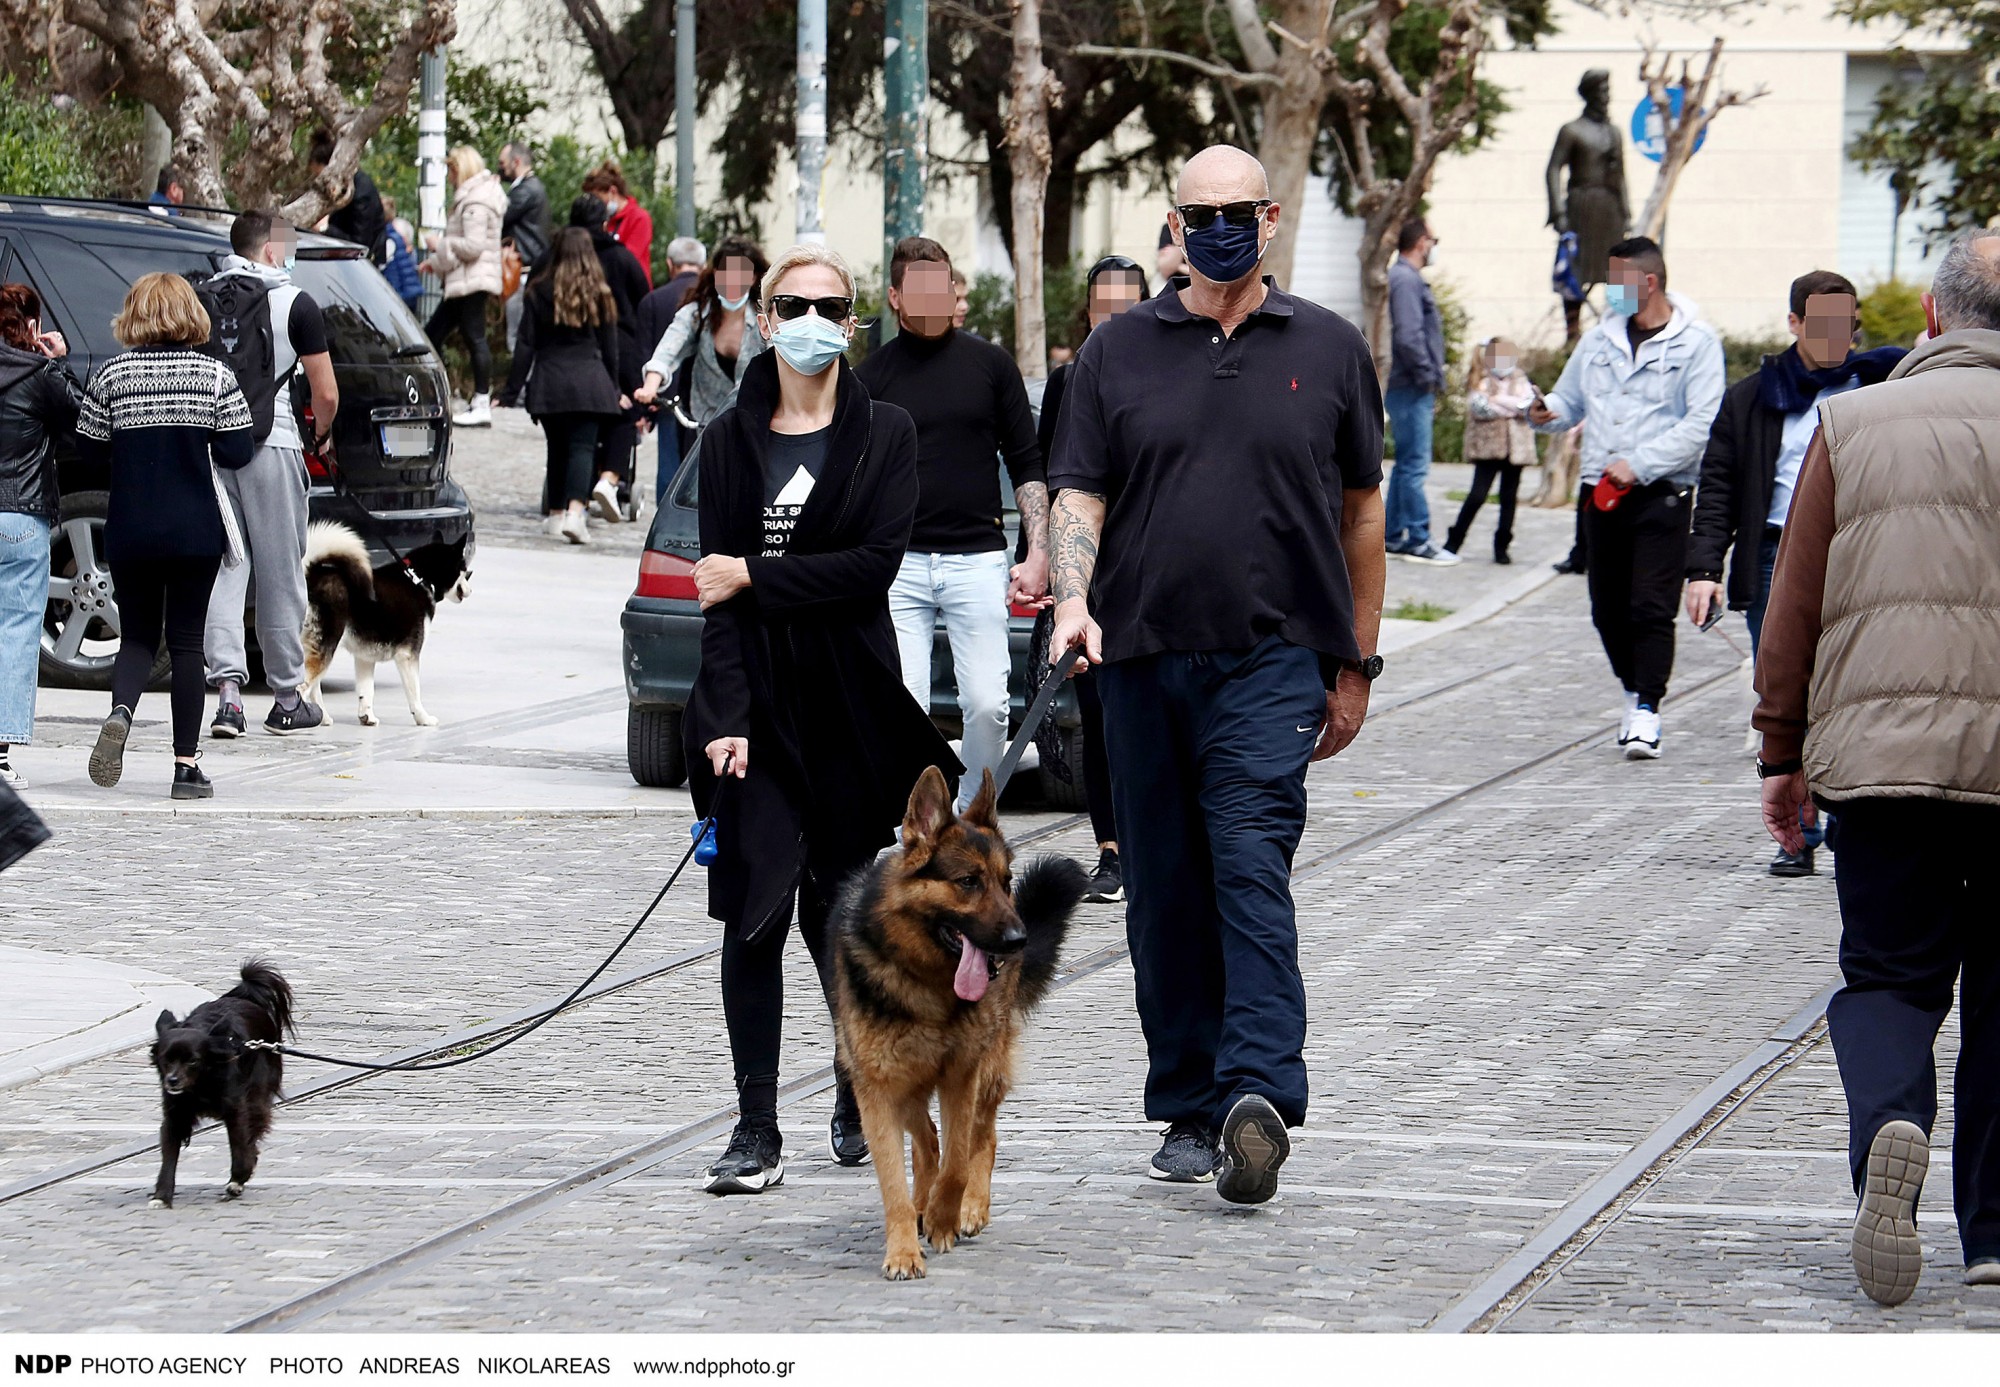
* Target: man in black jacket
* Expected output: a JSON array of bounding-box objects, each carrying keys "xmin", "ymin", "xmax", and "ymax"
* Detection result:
[
  {"xmin": 499, "ymin": 142, "xmax": 552, "ymax": 351},
  {"xmin": 1685, "ymin": 269, "xmax": 1903, "ymax": 876}
]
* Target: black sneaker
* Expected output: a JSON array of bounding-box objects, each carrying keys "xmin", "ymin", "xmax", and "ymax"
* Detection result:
[
  {"xmin": 171, "ymin": 762, "xmax": 213, "ymax": 800},
  {"xmin": 829, "ymin": 1078, "xmax": 870, "ymax": 1167},
  {"xmin": 88, "ymin": 706, "xmax": 132, "ymax": 788},
  {"xmin": 210, "ymin": 703, "xmax": 245, "ymax": 739},
  {"xmin": 1769, "ymin": 846, "xmax": 1815, "ymax": 878},
  {"xmin": 1494, "ymin": 550, "xmax": 1513, "ymax": 566},
  {"xmin": 1084, "ymin": 848, "xmax": 1124, "ymax": 904},
  {"xmin": 1148, "ymin": 1120, "xmax": 1219, "ymax": 1183},
  {"xmin": 704, "ymin": 1121, "xmax": 785, "ymax": 1195},
  {"xmin": 1217, "ymin": 1094, "xmax": 1291, "ymax": 1205},
  {"xmin": 264, "ymin": 699, "xmax": 326, "ymax": 736}
]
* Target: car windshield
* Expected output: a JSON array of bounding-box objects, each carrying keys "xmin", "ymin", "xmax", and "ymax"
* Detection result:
[{"xmin": 292, "ymin": 256, "xmax": 431, "ymax": 364}]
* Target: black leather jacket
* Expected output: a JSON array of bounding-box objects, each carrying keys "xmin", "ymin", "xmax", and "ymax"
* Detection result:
[{"xmin": 0, "ymin": 342, "xmax": 81, "ymax": 521}]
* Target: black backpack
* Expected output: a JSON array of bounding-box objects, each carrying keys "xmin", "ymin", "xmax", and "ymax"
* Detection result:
[{"xmin": 189, "ymin": 270, "xmax": 297, "ymax": 442}]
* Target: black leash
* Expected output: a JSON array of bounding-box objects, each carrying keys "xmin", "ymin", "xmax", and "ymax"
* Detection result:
[
  {"xmin": 316, "ymin": 449, "xmax": 426, "ymax": 589},
  {"xmin": 991, "ymin": 635, "xmax": 1082, "ymax": 797},
  {"xmin": 244, "ymin": 761, "xmax": 733, "ymax": 1071}
]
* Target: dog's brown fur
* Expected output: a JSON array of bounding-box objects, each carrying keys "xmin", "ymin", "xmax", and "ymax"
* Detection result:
[{"xmin": 831, "ymin": 767, "xmax": 1087, "ymax": 1280}]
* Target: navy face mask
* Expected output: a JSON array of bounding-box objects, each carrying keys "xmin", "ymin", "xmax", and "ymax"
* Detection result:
[{"xmin": 1180, "ymin": 216, "xmax": 1266, "ymax": 285}]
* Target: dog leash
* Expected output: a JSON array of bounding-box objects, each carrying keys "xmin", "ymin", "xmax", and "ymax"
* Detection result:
[
  {"xmin": 990, "ymin": 636, "xmax": 1083, "ymax": 798},
  {"xmin": 317, "ymin": 452, "xmax": 426, "ymax": 590},
  {"xmin": 242, "ymin": 758, "xmax": 735, "ymax": 1071}
]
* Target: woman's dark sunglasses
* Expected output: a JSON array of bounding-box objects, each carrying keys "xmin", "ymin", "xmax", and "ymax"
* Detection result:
[
  {"xmin": 768, "ymin": 293, "xmax": 854, "ymax": 321},
  {"xmin": 1174, "ymin": 200, "xmax": 1272, "ymax": 231}
]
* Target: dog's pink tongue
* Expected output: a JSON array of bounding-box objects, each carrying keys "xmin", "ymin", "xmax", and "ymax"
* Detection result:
[{"xmin": 954, "ymin": 940, "xmax": 990, "ymax": 1002}]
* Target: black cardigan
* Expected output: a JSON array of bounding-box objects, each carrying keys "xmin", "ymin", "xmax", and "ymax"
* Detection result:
[
  {"xmin": 1686, "ymin": 365, "xmax": 1786, "ymax": 610},
  {"xmin": 503, "ymin": 281, "xmax": 623, "ymax": 418},
  {"xmin": 685, "ymin": 351, "xmax": 960, "ymax": 938}
]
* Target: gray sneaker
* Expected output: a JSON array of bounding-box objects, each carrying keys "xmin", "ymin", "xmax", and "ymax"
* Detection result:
[
  {"xmin": 1853, "ymin": 1119, "xmax": 1927, "ymax": 1306},
  {"xmin": 1148, "ymin": 1121, "xmax": 1218, "ymax": 1183},
  {"xmin": 1400, "ymin": 541, "xmax": 1462, "ymax": 567},
  {"xmin": 264, "ymin": 699, "xmax": 326, "ymax": 736},
  {"xmin": 88, "ymin": 706, "xmax": 132, "ymax": 788},
  {"xmin": 1216, "ymin": 1094, "xmax": 1291, "ymax": 1205}
]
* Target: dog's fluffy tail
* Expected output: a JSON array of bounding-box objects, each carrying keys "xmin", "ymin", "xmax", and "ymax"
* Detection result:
[
  {"xmin": 304, "ymin": 521, "xmax": 374, "ymax": 597},
  {"xmin": 1014, "ymin": 855, "xmax": 1088, "ymax": 1013},
  {"xmin": 230, "ymin": 958, "xmax": 296, "ymax": 1038}
]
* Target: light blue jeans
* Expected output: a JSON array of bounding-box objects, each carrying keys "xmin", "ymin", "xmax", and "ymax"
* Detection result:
[
  {"xmin": 890, "ymin": 550, "xmax": 1011, "ymax": 812},
  {"xmin": 1383, "ymin": 386, "xmax": 1435, "ymax": 549},
  {"xmin": 0, "ymin": 513, "xmax": 52, "ymax": 744}
]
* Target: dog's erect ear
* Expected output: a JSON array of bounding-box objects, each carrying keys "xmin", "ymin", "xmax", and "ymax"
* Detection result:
[
  {"xmin": 155, "ymin": 1009, "xmax": 177, "ymax": 1039},
  {"xmin": 902, "ymin": 766, "xmax": 956, "ymax": 849},
  {"xmin": 963, "ymin": 768, "xmax": 999, "ymax": 832}
]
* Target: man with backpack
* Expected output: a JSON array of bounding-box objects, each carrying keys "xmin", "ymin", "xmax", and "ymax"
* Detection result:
[{"xmin": 198, "ymin": 210, "xmax": 339, "ymax": 737}]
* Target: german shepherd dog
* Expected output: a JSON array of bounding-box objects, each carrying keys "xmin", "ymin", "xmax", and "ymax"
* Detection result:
[
  {"xmin": 832, "ymin": 767, "xmax": 1088, "ymax": 1280},
  {"xmin": 301, "ymin": 521, "xmax": 471, "ymax": 727},
  {"xmin": 148, "ymin": 961, "xmax": 294, "ymax": 1209}
]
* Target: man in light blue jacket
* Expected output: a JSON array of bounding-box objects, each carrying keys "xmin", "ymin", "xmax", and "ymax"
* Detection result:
[{"xmin": 1529, "ymin": 235, "xmax": 1723, "ymax": 760}]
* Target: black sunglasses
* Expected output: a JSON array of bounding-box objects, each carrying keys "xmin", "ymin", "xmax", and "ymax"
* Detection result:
[
  {"xmin": 768, "ymin": 293, "xmax": 854, "ymax": 322},
  {"xmin": 1174, "ymin": 200, "xmax": 1272, "ymax": 232}
]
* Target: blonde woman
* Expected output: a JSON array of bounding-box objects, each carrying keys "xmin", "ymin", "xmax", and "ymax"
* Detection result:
[
  {"xmin": 503, "ymin": 228, "xmax": 628, "ymax": 545},
  {"xmin": 418, "ymin": 146, "xmax": 507, "ymax": 426},
  {"xmin": 1444, "ymin": 336, "xmax": 1539, "ymax": 565},
  {"xmin": 685, "ymin": 243, "xmax": 957, "ymax": 1192},
  {"xmin": 75, "ymin": 274, "xmax": 255, "ymax": 799}
]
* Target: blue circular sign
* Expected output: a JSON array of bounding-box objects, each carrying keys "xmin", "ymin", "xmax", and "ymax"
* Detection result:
[{"xmin": 1631, "ymin": 88, "xmax": 1707, "ymax": 164}]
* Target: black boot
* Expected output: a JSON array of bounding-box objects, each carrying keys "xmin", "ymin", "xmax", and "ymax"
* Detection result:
[
  {"xmin": 830, "ymin": 1071, "xmax": 870, "ymax": 1167},
  {"xmin": 707, "ymin": 1074, "xmax": 784, "ymax": 1194}
]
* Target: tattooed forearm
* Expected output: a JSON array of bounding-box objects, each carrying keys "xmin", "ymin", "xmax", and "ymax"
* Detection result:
[
  {"xmin": 1051, "ymin": 490, "xmax": 1106, "ymax": 605},
  {"xmin": 1015, "ymin": 481, "xmax": 1051, "ymax": 556}
]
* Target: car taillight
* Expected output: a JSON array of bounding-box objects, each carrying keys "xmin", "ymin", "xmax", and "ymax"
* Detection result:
[{"xmin": 636, "ymin": 549, "xmax": 699, "ymax": 601}]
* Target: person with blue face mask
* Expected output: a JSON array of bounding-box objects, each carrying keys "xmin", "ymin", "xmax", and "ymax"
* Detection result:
[
  {"xmin": 1383, "ymin": 216, "xmax": 1457, "ymax": 565},
  {"xmin": 1528, "ymin": 235, "xmax": 1725, "ymax": 762},
  {"xmin": 1047, "ymin": 144, "xmax": 1388, "ymax": 1208},
  {"xmin": 682, "ymin": 243, "xmax": 959, "ymax": 1195}
]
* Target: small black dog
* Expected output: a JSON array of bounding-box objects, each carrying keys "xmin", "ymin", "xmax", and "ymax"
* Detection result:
[
  {"xmin": 149, "ymin": 960, "xmax": 295, "ymax": 1209},
  {"xmin": 302, "ymin": 521, "xmax": 472, "ymax": 727}
]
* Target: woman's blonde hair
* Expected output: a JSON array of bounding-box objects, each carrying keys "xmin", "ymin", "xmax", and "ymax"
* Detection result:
[
  {"xmin": 112, "ymin": 273, "xmax": 212, "ymax": 348},
  {"xmin": 446, "ymin": 146, "xmax": 487, "ymax": 187},
  {"xmin": 760, "ymin": 243, "xmax": 857, "ymax": 311},
  {"xmin": 548, "ymin": 226, "xmax": 617, "ymax": 329}
]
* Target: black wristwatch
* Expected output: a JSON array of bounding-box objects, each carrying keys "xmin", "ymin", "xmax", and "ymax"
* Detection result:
[
  {"xmin": 1757, "ymin": 758, "xmax": 1803, "ymax": 779},
  {"xmin": 1344, "ymin": 654, "xmax": 1385, "ymax": 681}
]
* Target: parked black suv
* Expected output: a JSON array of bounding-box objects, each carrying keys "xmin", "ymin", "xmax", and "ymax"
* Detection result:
[{"xmin": 0, "ymin": 197, "xmax": 474, "ymax": 688}]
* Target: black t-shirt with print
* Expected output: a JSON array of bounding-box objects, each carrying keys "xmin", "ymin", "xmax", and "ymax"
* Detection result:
[{"xmin": 761, "ymin": 425, "xmax": 831, "ymax": 555}]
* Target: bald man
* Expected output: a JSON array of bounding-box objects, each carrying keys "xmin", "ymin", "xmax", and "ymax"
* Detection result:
[
  {"xmin": 1047, "ymin": 145, "xmax": 1387, "ymax": 1204},
  {"xmin": 1754, "ymin": 228, "xmax": 2000, "ymax": 1306}
]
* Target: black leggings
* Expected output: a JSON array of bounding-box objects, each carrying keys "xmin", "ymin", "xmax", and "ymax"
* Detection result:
[
  {"xmin": 110, "ymin": 555, "xmax": 221, "ymax": 758},
  {"xmin": 1445, "ymin": 459, "xmax": 1524, "ymax": 558},
  {"xmin": 1077, "ymin": 670, "xmax": 1117, "ymax": 846},
  {"xmin": 541, "ymin": 414, "xmax": 602, "ymax": 509},
  {"xmin": 426, "ymin": 292, "xmax": 492, "ymax": 395},
  {"xmin": 720, "ymin": 865, "xmax": 846, "ymax": 1120}
]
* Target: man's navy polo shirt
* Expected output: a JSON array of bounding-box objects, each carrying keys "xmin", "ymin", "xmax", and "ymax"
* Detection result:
[{"xmin": 1047, "ymin": 277, "xmax": 1384, "ymax": 677}]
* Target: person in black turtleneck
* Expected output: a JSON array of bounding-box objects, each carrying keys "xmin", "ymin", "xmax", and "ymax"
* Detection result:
[{"xmin": 856, "ymin": 237, "xmax": 1045, "ymax": 813}]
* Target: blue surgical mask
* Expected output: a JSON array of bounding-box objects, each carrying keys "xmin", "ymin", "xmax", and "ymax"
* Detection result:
[
  {"xmin": 769, "ymin": 314, "xmax": 849, "ymax": 376},
  {"xmin": 283, "ymin": 253, "xmax": 297, "ymax": 272},
  {"xmin": 719, "ymin": 291, "xmax": 751, "ymax": 312},
  {"xmin": 1179, "ymin": 216, "xmax": 1266, "ymax": 285},
  {"xmin": 1604, "ymin": 283, "xmax": 1638, "ymax": 317}
]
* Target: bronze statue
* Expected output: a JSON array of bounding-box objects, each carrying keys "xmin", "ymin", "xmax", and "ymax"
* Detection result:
[{"xmin": 1546, "ymin": 69, "xmax": 1631, "ymax": 338}]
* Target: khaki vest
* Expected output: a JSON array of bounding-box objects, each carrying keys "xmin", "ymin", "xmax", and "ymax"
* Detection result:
[{"xmin": 1807, "ymin": 330, "xmax": 2000, "ymax": 804}]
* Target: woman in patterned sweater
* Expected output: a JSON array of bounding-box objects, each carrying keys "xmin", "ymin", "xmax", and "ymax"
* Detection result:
[{"xmin": 76, "ymin": 273, "xmax": 255, "ymax": 799}]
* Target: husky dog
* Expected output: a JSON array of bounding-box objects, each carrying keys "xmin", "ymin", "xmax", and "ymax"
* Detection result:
[{"xmin": 302, "ymin": 522, "xmax": 470, "ymax": 727}]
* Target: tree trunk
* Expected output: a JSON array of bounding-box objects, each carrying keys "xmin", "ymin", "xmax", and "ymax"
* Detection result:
[
  {"xmin": 1006, "ymin": 0, "xmax": 1058, "ymax": 379},
  {"xmin": 1357, "ymin": 212, "xmax": 1395, "ymax": 382},
  {"xmin": 1255, "ymin": 72, "xmax": 1326, "ymax": 291}
]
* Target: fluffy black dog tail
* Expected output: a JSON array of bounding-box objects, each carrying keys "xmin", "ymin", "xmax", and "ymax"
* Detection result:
[
  {"xmin": 1015, "ymin": 855, "xmax": 1089, "ymax": 1013},
  {"xmin": 233, "ymin": 958, "xmax": 296, "ymax": 1038}
]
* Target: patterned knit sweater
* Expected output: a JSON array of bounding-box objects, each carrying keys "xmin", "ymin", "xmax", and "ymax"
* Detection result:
[{"xmin": 76, "ymin": 347, "xmax": 256, "ymax": 564}]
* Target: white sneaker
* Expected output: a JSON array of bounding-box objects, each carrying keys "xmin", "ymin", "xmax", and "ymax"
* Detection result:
[
  {"xmin": 561, "ymin": 511, "xmax": 590, "ymax": 545},
  {"xmin": 1624, "ymin": 706, "xmax": 1662, "ymax": 759},
  {"xmin": 1618, "ymin": 690, "xmax": 1639, "ymax": 744},
  {"xmin": 453, "ymin": 394, "xmax": 492, "ymax": 428},
  {"xmin": 542, "ymin": 514, "xmax": 563, "ymax": 538},
  {"xmin": 0, "ymin": 760, "xmax": 22, "ymax": 788},
  {"xmin": 591, "ymin": 478, "xmax": 622, "ymax": 523}
]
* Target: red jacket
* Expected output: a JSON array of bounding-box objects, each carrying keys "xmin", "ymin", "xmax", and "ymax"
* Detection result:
[{"xmin": 607, "ymin": 202, "xmax": 654, "ymax": 287}]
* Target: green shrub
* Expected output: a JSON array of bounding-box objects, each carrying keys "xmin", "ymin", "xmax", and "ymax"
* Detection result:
[
  {"xmin": 1859, "ymin": 279, "xmax": 1926, "ymax": 349},
  {"xmin": 0, "ymin": 75, "xmax": 142, "ymax": 198}
]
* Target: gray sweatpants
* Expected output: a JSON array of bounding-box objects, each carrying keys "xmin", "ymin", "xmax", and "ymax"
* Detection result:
[{"xmin": 205, "ymin": 443, "xmax": 309, "ymax": 694}]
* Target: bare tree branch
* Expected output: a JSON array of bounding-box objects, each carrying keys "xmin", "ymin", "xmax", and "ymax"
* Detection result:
[{"xmin": 1069, "ymin": 41, "xmax": 1280, "ymax": 86}]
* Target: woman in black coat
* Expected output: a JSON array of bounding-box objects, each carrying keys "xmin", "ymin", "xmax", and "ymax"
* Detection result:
[
  {"xmin": 685, "ymin": 245, "xmax": 958, "ymax": 1194},
  {"xmin": 568, "ymin": 195, "xmax": 649, "ymax": 522},
  {"xmin": 504, "ymin": 227, "xmax": 626, "ymax": 545}
]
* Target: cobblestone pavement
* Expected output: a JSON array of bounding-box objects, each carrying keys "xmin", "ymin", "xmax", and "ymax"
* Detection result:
[{"xmin": 0, "ymin": 576, "xmax": 1988, "ymax": 1333}]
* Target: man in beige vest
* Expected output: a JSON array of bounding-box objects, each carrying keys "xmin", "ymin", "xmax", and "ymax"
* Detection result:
[{"xmin": 1755, "ymin": 228, "xmax": 2000, "ymax": 1308}]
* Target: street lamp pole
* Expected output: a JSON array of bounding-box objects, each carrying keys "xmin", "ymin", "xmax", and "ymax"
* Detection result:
[
  {"xmin": 882, "ymin": 0, "xmax": 927, "ymax": 335},
  {"xmin": 676, "ymin": 0, "xmax": 696, "ymax": 240},
  {"xmin": 796, "ymin": 0, "xmax": 827, "ymax": 244},
  {"xmin": 417, "ymin": 45, "xmax": 447, "ymax": 320}
]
